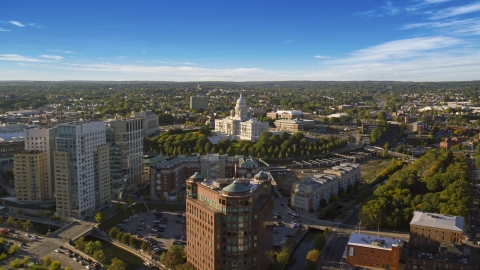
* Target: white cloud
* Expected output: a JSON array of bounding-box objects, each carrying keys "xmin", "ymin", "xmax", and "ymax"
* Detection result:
[
  {"xmin": 39, "ymin": 54, "xmax": 64, "ymax": 60},
  {"xmin": 314, "ymin": 55, "xmax": 330, "ymax": 59},
  {"xmin": 334, "ymin": 36, "xmax": 461, "ymax": 63},
  {"xmin": 0, "ymin": 28, "xmax": 10, "ymax": 32},
  {"xmin": 0, "ymin": 54, "xmax": 44, "ymax": 62},
  {"xmin": 153, "ymin": 60, "xmax": 169, "ymax": 64},
  {"xmin": 47, "ymin": 49, "xmax": 76, "ymax": 54},
  {"xmin": 10, "ymin": 21, "xmax": 25, "ymax": 27},
  {"xmin": 285, "ymin": 40, "xmax": 293, "ymax": 43},
  {"xmin": 403, "ymin": 18, "xmax": 480, "ymax": 36},
  {"xmin": 423, "ymin": 0, "xmax": 452, "ymax": 4},
  {"xmin": 26, "ymin": 23, "xmax": 45, "ymax": 28},
  {"xmin": 354, "ymin": 1, "xmax": 400, "ymax": 18},
  {"xmin": 430, "ymin": 2, "xmax": 480, "ymax": 20}
]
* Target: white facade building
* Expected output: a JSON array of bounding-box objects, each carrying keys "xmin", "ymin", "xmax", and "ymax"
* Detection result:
[
  {"xmin": 214, "ymin": 94, "xmax": 269, "ymax": 141},
  {"xmin": 54, "ymin": 121, "xmax": 110, "ymax": 218}
]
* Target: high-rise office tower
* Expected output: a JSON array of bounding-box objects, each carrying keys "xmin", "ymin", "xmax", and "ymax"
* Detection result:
[
  {"xmin": 14, "ymin": 150, "xmax": 46, "ymax": 201},
  {"xmin": 24, "ymin": 126, "xmax": 58, "ymax": 198},
  {"xmin": 106, "ymin": 118, "xmax": 143, "ymax": 197},
  {"xmin": 186, "ymin": 171, "xmax": 274, "ymax": 270},
  {"xmin": 53, "ymin": 121, "xmax": 110, "ymax": 218}
]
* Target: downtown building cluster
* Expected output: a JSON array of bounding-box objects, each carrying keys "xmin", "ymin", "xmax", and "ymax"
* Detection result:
[{"xmin": 7, "ymin": 119, "xmax": 145, "ymax": 219}]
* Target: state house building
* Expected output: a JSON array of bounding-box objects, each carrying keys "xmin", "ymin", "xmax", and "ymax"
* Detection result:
[{"xmin": 185, "ymin": 171, "xmax": 274, "ymax": 270}]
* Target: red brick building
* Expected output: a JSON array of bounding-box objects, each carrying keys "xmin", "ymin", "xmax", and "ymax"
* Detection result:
[
  {"xmin": 346, "ymin": 233, "xmax": 405, "ymax": 270},
  {"xmin": 186, "ymin": 171, "xmax": 274, "ymax": 270}
]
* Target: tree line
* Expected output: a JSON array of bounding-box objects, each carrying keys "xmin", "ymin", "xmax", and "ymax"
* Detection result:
[{"xmin": 359, "ymin": 150, "xmax": 472, "ymax": 231}]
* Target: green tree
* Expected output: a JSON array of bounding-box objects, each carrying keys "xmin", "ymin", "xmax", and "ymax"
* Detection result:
[
  {"xmin": 141, "ymin": 241, "xmax": 151, "ymax": 251},
  {"xmin": 9, "ymin": 258, "xmax": 19, "ymax": 269},
  {"xmin": 49, "ymin": 260, "xmax": 62, "ymax": 270},
  {"xmin": 43, "ymin": 256, "xmax": 52, "ymax": 266},
  {"xmin": 314, "ymin": 234, "xmax": 326, "ymax": 250},
  {"xmin": 109, "ymin": 227, "xmax": 120, "ymax": 239},
  {"xmin": 85, "ymin": 240, "xmax": 102, "ymax": 255},
  {"xmin": 276, "ymin": 248, "xmax": 290, "ymax": 265},
  {"xmin": 0, "ymin": 253, "xmax": 6, "ymax": 261},
  {"xmin": 306, "ymin": 249, "xmax": 321, "ymax": 263},
  {"xmin": 75, "ymin": 236, "xmax": 87, "ymax": 252},
  {"xmin": 5, "ymin": 217, "xmax": 15, "ymax": 226},
  {"xmin": 22, "ymin": 256, "xmax": 29, "ymax": 265},
  {"xmin": 93, "ymin": 250, "xmax": 107, "ymax": 265},
  {"xmin": 8, "ymin": 244, "xmax": 20, "ymax": 255},
  {"xmin": 125, "ymin": 197, "xmax": 133, "ymax": 205},
  {"xmin": 95, "ymin": 211, "xmax": 106, "ymax": 223},
  {"xmin": 108, "ymin": 257, "xmax": 126, "ymax": 270},
  {"xmin": 175, "ymin": 261, "xmax": 195, "ymax": 270},
  {"xmin": 121, "ymin": 233, "xmax": 130, "ymax": 245},
  {"xmin": 22, "ymin": 220, "xmax": 33, "ymax": 230},
  {"xmin": 160, "ymin": 245, "xmax": 186, "ymax": 268}
]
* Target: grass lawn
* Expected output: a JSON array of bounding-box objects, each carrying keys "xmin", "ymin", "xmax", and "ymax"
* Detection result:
[
  {"xmin": 360, "ymin": 158, "xmax": 391, "ymax": 184},
  {"xmin": 230, "ymin": 140, "xmax": 242, "ymax": 154}
]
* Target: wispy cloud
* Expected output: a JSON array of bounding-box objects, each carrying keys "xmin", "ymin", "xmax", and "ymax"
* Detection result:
[
  {"xmin": 39, "ymin": 54, "xmax": 64, "ymax": 60},
  {"xmin": 153, "ymin": 60, "xmax": 169, "ymax": 64},
  {"xmin": 10, "ymin": 21, "xmax": 25, "ymax": 27},
  {"xmin": 0, "ymin": 28, "xmax": 10, "ymax": 32},
  {"xmin": 314, "ymin": 55, "xmax": 330, "ymax": 59},
  {"xmin": 429, "ymin": 2, "xmax": 480, "ymax": 20},
  {"xmin": 285, "ymin": 40, "xmax": 293, "ymax": 43},
  {"xmin": 0, "ymin": 54, "xmax": 44, "ymax": 62},
  {"xmin": 26, "ymin": 23, "xmax": 46, "ymax": 28},
  {"xmin": 354, "ymin": 1, "xmax": 400, "ymax": 18},
  {"xmin": 47, "ymin": 49, "xmax": 76, "ymax": 54},
  {"xmin": 334, "ymin": 36, "xmax": 461, "ymax": 63},
  {"xmin": 403, "ymin": 18, "xmax": 480, "ymax": 36},
  {"xmin": 423, "ymin": 0, "xmax": 452, "ymax": 4}
]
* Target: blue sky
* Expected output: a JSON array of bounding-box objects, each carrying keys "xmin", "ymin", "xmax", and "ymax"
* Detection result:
[{"xmin": 1, "ymin": 0, "xmax": 480, "ymax": 81}]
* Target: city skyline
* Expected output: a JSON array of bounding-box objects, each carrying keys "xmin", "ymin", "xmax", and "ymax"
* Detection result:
[{"xmin": 1, "ymin": 0, "xmax": 480, "ymax": 81}]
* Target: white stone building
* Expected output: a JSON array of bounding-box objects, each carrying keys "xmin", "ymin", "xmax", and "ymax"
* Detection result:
[
  {"xmin": 54, "ymin": 121, "xmax": 110, "ymax": 218},
  {"xmin": 214, "ymin": 94, "xmax": 269, "ymax": 141}
]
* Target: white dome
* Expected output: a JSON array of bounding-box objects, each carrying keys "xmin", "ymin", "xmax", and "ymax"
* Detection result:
[{"xmin": 236, "ymin": 94, "xmax": 247, "ymax": 107}]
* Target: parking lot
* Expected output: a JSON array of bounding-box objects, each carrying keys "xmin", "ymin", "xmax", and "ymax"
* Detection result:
[
  {"xmin": 272, "ymin": 196, "xmax": 304, "ymax": 250},
  {"xmin": 117, "ymin": 210, "xmax": 187, "ymax": 254}
]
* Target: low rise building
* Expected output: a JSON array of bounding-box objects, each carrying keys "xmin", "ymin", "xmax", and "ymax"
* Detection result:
[
  {"xmin": 323, "ymin": 163, "xmax": 361, "ymax": 191},
  {"xmin": 406, "ymin": 212, "xmax": 470, "ymax": 270},
  {"xmin": 274, "ymin": 119, "xmax": 315, "ymax": 132},
  {"xmin": 190, "ymin": 96, "xmax": 208, "ymax": 111},
  {"xmin": 290, "ymin": 174, "xmax": 337, "ymax": 212},
  {"xmin": 409, "ymin": 211, "xmax": 463, "ymax": 250},
  {"xmin": 346, "ymin": 233, "xmax": 405, "ymax": 270},
  {"xmin": 439, "ymin": 137, "xmax": 462, "ymax": 149},
  {"xmin": 290, "ymin": 163, "xmax": 361, "ymax": 212},
  {"xmin": 267, "ymin": 110, "xmax": 312, "ymax": 120}
]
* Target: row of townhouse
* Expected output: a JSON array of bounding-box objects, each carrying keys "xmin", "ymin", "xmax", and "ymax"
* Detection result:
[{"xmin": 290, "ymin": 163, "xmax": 360, "ymax": 212}]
